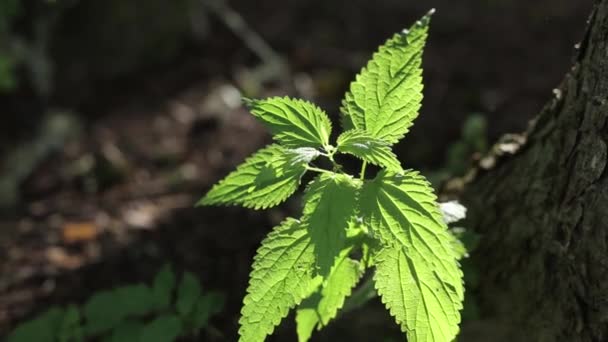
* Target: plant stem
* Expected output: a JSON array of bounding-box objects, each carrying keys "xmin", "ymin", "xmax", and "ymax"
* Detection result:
[
  {"xmin": 360, "ymin": 161, "xmax": 367, "ymax": 180},
  {"xmin": 306, "ymin": 166, "xmax": 333, "ymax": 175},
  {"xmin": 324, "ymin": 145, "xmax": 342, "ymax": 171}
]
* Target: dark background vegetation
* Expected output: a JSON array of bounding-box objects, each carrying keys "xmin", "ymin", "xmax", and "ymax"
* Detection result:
[{"xmin": 0, "ymin": 0, "xmax": 593, "ymax": 340}]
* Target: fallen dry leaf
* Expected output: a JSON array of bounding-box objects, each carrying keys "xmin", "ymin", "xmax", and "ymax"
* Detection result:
[{"xmin": 62, "ymin": 222, "xmax": 98, "ymax": 244}]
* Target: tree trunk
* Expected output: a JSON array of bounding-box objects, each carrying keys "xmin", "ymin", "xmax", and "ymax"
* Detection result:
[{"xmin": 460, "ymin": 1, "xmax": 608, "ymax": 341}]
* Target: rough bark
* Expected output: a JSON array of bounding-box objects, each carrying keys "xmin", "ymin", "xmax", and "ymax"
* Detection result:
[{"xmin": 460, "ymin": 1, "xmax": 608, "ymax": 341}]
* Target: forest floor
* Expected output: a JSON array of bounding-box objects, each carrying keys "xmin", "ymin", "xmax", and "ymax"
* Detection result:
[{"xmin": 0, "ymin": 0, "xmax": 593, "ymax": 340}]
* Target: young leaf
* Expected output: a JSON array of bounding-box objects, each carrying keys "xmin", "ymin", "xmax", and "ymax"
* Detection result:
[
  {"xmin": 85, "ymin": 283, "xmax": 154, "ymax": 336},
  {"xmin": 302, "ymin": 173, "xmax": 360, "ymax": 276},
  {"xmin": 57, "ymin": 305, "xmax": 82, "ymax": 342},
  {"xmin": 336, "ymin": 130, "xmax": 402, "ymax": 171},
  {"xmin": 8, "ymin": 307, "xmax": 64, "ymax": 342},
  {"xmin": 239, "ymin": 218, "xmax": 319, "ymax": 342},
  {"xmin": 105, "ymin": 321, "xmax": 144, "ymax": 342},
  {"xmin": 83, "ymin": 290, "xmax": 126, "ymax": 335},
  {"xmin": 295, "ymin": 252, "xmax": 363, "ymax": 342},
  {"xmin": 191, "ymin": 292, "xmax": 225, "ymax": 331},
  {"xmin": 359, "ymin": 170, "xmax": 463, "ymax": 342},
  {"xmin": 245, "ymin": 97, "xmax": 332, "ymax": 149},
  {"xmin": 340, "ymin": 11, "xmax": 432, "ymax": 144},
  {"xmin": 139, "ymin": 314, "xmax": 182, "ymax": 342},
  {"xmin": 114, "ymin": 284, "xmax": 155, "ymax": 317},
  {"xmin": 198, "ymin": 144, "xmax": 319, "ymax": 210},
  {"xmin": 152, "ymin": 264, "xmax": 176, "ymax": 311},
  {"xmin": 176, "ymin": 272, "xmax": 202, "ymax": 317}
]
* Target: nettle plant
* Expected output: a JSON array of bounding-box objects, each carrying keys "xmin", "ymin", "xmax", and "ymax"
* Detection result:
[
  {"xmin": 199, "ymin": 10, "xmax": 464, "ymax": 342},
  {"xmin": 8, "ymin": 265, "xmax": 224, "ymax": 342}
]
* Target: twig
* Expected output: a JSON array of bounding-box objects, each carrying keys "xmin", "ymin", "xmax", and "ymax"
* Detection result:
[{"xmin": 203, "ymin": 0, "xmax": 287, "ymax": 83}]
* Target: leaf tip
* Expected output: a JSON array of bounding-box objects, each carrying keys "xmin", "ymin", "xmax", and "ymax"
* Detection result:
[
  {"xmin": 242, "ymin": 97, "xmax": 256, "ymax": 108},
  {"xmin": 406, "ymin": 9, "xmax": 434, "ymax": 32},
  {"xmin": 195, "ymin": 196, "xmax": 209, "ymax": 207},
  {"xmin": 417, "ymin": 8, "xmax": 435, "ymax": 26}
]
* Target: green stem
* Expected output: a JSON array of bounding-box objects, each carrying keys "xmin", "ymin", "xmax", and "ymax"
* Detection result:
[
  {"xmin": 360, "ymin": 161, "xmax": 367, "ymax": 180},
  {"xmin": 306, "ymin": 166, "xmax": 334, "ymax": 175},
  {"xmin": 323, "ymin": 145, "xmax": 343, "ymax": 172}
]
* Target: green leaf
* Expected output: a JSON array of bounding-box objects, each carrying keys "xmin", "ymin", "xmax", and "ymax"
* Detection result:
[
  {"xmin": 359, "ymin": 170, "xmax": 464, "ymax": 342},
  {"xmin": 191, "ymin": 292, "xmax": 225, "ymax": 331},
  {"xmin": 245, "ymin": 97, "xmax": 332, "ymax": 148},
  {"xmin": 198, "ymin": 144, "xmax": 319, "ymax": 210},
  {"xmin": 139, "ymin": 314, "xmax": 182, "ymax": 342},
  {"xmin": 83, "ymin": 291, "xmax": 125, "ymax": 335},
  {"xmin": 105, "ymin": 321, "xmax": 144, "ymax": 342},
  {"xmin": 302, "ymin": 173, "xmax": 360, "ymax": 276},
  {"xmin": 448, "ymin": 231, "xmax": 468, "ymax": 261},
  {"xmin": 115, "ymin": 284, "xmax": 155, "ymax": 317},
  {"xmin": 295, "ymin": 308, "xmax": 317, "ymax": 342},
  {"xmin": 295, "ymin": 252, "xmax": 363, "ymax": 342},
  {"xmin": 340, "ymin": 11, "xmax": 432, "ymax": 144},
  {"xmin": 449, "ymin": 227, "xmax": 481, "ymax": 260},
  {"xmin": 336, "ymin": 130, "xmax": 402, "ymax": 171},
  {"xmin": 176, "ymin": 272, "xmax": 202, "ymax": 317},
  {"xmin": 84, "ymin": 284, "xmax": 154, "ymax": 336},
  {"xmin": 239, "ymin": 218, "xmax": 319, "ymax": 342},
  {"xmin": 8, "ymin": 307, "xmax": 64, "ymax": 342},
  {"xmin": 152, "ymin": 264, "xmax": 176, "ymax": 311},
  {"xmin": 57, "ymin": 305, "xmax": 83, "ymax": 342}
]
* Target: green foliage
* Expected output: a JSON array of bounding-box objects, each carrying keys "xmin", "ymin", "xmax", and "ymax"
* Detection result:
[
  {"xmin": 198, "ymin": 144, "xmax": 319, "ymax": 210},
  {"xmin": 427, "ymin": 113, "xmax": 489, "ymax": 187},
  {"xmin": 239, "ymin": 218, "xmax": 318, "ymax": 341},
  {"xmin": 373, "ymin": 245, "xmax": 461, "ymax": 342},
  {"xmin": 7, "ymin": 307, "xmax": 64, "ymax": 342},
  {"xmin": 446, "ymin": 114, "xmax": 488, "ymax": 176},
  {"xmin": 449, "ymin": 226, "xmax": 481, "ymax": 260},
  {"xmin": 296, "ymin": 250, "xmax": 363, "ymax": 342},
  {"xmin": 139, "ymin": 315, "xmax": 182, "ymax": 342},
  {"xmin": 336, "ymin": 130, "xmax": 402, "ymax": 171},
  {"xmin": 340, "ymin": 11, "xmax": 429, "ymax": 144},
  {"xmin": 302, "ymin": 174, "xmax": 360, "ymax": 276},
  {"xmin": 176, "ymin": 272, "xmax": 202, "ymax": 317},
  {"xmin": 7, "ymin": 266, "xmax": 224, "ymax": 342},
  {"xmin": 245, "ymin": 97, "xmax": 332, "ymax": 149},
  {"xmin": 199, "ymin": 9, "xmax": 464, "ymax": 342},
  {"xmin": 360, "ymin": 171, "xmax": 463, "ymax": 341},
  {"xmin": 152, "ymin": 264, "xmax": 176, "ymax": 310}
]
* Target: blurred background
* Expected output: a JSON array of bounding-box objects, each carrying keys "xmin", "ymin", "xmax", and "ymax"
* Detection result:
[{"xmin": 0, "ymin": 0, "xmax": 593, "ymax": 340}]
